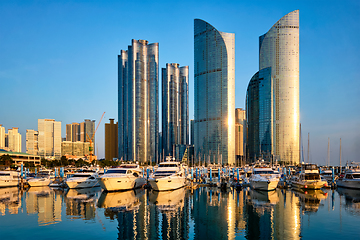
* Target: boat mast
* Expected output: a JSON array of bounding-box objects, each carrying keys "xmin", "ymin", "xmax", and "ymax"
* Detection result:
[
  {"xmin": 307, "ymin": 133, "xmax": 310, "ymax": 163},
  {"xmin": 339, "ymin": 138, "xmax": 342, "ymax": 170},
  {"xmin": 327, "ymin": 138, "xmax": 330, "ymax": 167}
]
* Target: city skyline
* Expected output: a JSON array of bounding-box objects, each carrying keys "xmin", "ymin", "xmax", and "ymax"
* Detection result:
[{"xmin": 0, "ymin": 0, "xmax": 359, "ymax": 164}]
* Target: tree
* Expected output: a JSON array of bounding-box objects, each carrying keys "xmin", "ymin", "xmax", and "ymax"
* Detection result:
[{"xmin": 0, "ymin": 154, "xmax": 14, "ymax": 166}]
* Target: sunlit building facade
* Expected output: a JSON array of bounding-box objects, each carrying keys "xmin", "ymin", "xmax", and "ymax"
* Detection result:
[
  {"xmin": 194, "ymin": 19, "xmax": 235, "ymax": 165},
  {"xmin": 162, "ymin": 63, "xmax": 189, "ymax": 157},
  {"xmin": 235, "ymin": 108, "xmax": 246, "ymax": 166},
  {"xmin": 118, "ymin": 39, "xmax": 159, "ymax": 163},
  {"xmin": 6, "ymin": 128, "xmax": 22, "ymax": 152},
  {"xmin": 26, "ymin": 129, "xmax": 38, "ymax": 155},
  {"xmin": 246, "ymin": 10, "xmax": 300, "ymax": 164},
  {"xmin": 38, "ymin": 119, "xmax": 61, "ymax": 159},
  {"xmin": 0, "ymin": 125, "xmax": 5, "ymax": 149}
]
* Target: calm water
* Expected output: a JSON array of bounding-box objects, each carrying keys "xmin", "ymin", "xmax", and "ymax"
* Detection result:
[{"xmin": 0, "ymin": 186, "xmax": 359, "ymax": 240}]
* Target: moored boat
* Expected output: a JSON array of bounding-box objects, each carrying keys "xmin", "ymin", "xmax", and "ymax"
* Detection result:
[
  {"xmin": 65, "ymin": 170, "xmax": 100, "ymax": 189},
  {"xmin": 148, "ymin": 161, "xmax": 186, "ymax": 191},
  {"xmin": 291, "ymin": 163, "xmax": 327, "ymax": 189},
  {"xmin": 0, "ymin": 171, "xmax": 20, "ymax": 187},
  {"xmin": 336, "ymin": 167, "xmax": 360, "ymax": 189},
  {"xmin": 249, "ymin": 167, "xmax": 280, "ymax": 191},
  {"xmin": 99, "ymin": 164, "xmax": 146, "ymax": 191}
]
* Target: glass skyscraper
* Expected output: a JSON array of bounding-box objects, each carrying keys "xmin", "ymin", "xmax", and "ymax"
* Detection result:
[
  {"xmin": 246, "ymin": 10, "xmax": 300, "ymax": 164},
  {"xmin": 194, "ymin": 19, "xmax": 235, "ymax": 165},
  {"xmin": 161, "ymin": 63, "xmax": 189, "ymax": 158},
  {"xmin": 118, "ymin": 39, "xmax": 159, "ymax": 163}
]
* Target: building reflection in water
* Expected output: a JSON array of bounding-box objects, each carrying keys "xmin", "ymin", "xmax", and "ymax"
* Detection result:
[
  {"xmin": 26, "ymin": 186, "xmax": 62, "ymax": 226},
  {"xmin": 0, "ymin": 187, "xmax": 20, "ymax": 215},
  {"xmin": 65, "ymin": 187, "xmax": 101, "ymax": 221}
]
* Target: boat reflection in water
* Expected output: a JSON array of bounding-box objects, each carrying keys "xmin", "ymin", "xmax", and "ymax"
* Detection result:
[
  {"xmin": 293, "ymin": 188, "xmax": 328, "ymax": 213},
  {"xmin": 337, "ymin": 187, "xmax": 360, "ymax": 216},
  {"xmin": 247, "ymin": 189, "xmax": 279, "ymax": 209},
  {"xmin": 148, "ymin": 187, "xmax": 185, "ymax": 214},
  {"xmin": 0, "ymin": 187, "xmax": 20, "ymax": 215},
  {"xmin": 97, "ymin": 189, "xmax": 143, "ymax": 220},
  {"xmin": 65, "ymin": 187, "xmax": 102, "ymax": 220}
]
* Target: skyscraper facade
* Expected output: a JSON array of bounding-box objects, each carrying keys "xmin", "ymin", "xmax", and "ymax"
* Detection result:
[
  {"xmin": 6, "ymin": 128, "xmax": 22, "ymax": 152},
  {"xmin": 194, "ymin": 19, "xmax": 235, "ymax": 165},
  {"xmin": 0, "ymin": 125, "xmax": 5, "ymax": 149},
  {"xmin": 105, "ymin": 119, "xmax": 118, "ymax": 161},
  {"xmin": 118, "ymin": 39, "xmax": 159, "ymax": 163},
  {"xmin": 38, "ymin": 119, "xmax": 61, "ymax": 159},
  {"xmin": 162, "ymin": 63, "xmax": 189, "ymax": 157},
  {"xmin": 235, "ymin": 108, "xmax": 246, "ymax": 165},
  {"xmin": 246, "ymin": 10, "xmax": 299, "ymax": 164},
  {"xmin": 26, "ymin": 129, "xmax": 38, "ymax": 155}
]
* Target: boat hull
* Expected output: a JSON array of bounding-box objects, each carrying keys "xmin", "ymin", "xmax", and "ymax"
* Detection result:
[
  {"xmin": 0, "ymin": 180, "xmax": 19, "ymax": 187},
  {"xmin": 148, "ymin": 176, "xmax": 186, "ymax": 191},
  {"xmin": 66, "ymin": 178, "xmax": 100, "ymax": 189},
  {"xmin": 27, "ymin": 178, "xmax": 51, "ymax": 187},
  {"xmin": 291, "ymin": 180, "xmax": 327, "ymax": 190},
  {"xmin": 250, "ymin": 179, "xmax": 279, "ymax": 191},
  {"xmin": 99, "ymin": 176, "xmax": 146, "ymax": 191},
  {"xmin": 336, "ymin": 179, "xmax": 360, "ymax": 189}
]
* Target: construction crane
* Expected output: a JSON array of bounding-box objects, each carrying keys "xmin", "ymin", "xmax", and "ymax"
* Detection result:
[{"xmin": 86, "ymin": 112, "xmax": 105, "ymax": 163}]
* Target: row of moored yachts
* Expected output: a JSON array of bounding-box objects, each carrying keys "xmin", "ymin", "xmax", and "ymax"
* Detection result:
[
  {"xmin": 1, "ymin": 161, "xmax": 360, "ymax": 191},
  {"xmin": 0, "ymin": 161, "xmax": 188, "ymax": 191}
]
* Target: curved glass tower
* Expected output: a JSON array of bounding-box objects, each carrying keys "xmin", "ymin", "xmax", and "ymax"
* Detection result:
[
  {"xmin": 118, "ymin": 39, "xmax": 159, "ymax": 163},
  {"xmin": 247, "ymin": 10, "xmax": 299, "ymax": 164},
  {"xmin": 194, "ymin": 19, "xmax": 235, "ymax": 165}
]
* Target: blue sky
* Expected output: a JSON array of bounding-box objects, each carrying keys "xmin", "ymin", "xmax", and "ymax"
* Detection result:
[{"xmin": 0, "ymin": 0, "xmax": 359, "ymax": 164}]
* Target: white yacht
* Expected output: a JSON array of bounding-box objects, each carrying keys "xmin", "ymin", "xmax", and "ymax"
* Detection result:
[
  {"xmin": 249, "ymin": 167, "xmax": 280, "ymax": 191},
  {"xmin": 291, "ymin": 163, "xmax": 327, "ymax": 189},
  {"xmin": 148, "ymin": 161, "xmax": 186, "ymax": 191},
  {"xmin": 27, "ymin": 170, "xmax": 54, "ymax": 187},
  {"xmin": 65, "ymin": 170, "xmax": 100, "ymax": 189},
  {"xmin": 337, "ymin": 168, "xmax": 360, "ymax": 189},
  {"xmin": 99, "ymin": 164, "xmax": 146, "ymax": 191},
  {"xmin": 0, "ymin": 171, "xmax": 20, "ymax": 187}
]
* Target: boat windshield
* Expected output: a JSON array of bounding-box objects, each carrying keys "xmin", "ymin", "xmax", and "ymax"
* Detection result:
[
  {"xmin": 158, "ymin": 164, "xmax": 179, "ymax": 168},
  {"xmin": 154, "ymin": 171, "xmax": 176, "ymax": 176},
  {"xmin": 305, "ymin": 174, "xmax": 320, "ymax": 180},
  {"xmin": 71, "ymin": 174, "xmax": 92, "ymax": 178},
  {"xmin": 106, "ymin": 169, "xmax": 127, "ymax": 174},
  {"xmin": 352, "ymin": 174, "xmax": 360, "ymax": 179},
  {"xmin": 253, "ymin": 170, "xmax": 274, "ymax": 175}
]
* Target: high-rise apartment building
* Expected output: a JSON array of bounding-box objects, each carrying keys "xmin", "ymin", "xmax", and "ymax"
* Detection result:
[
  {"xmin": 105, "ymin": 119, "xmax": 118, "ymax": 160},
  {"xmin": 246, "ymin": 10, "xmax": 299, "ymax": 164},
  {"xmin": 66, "ymin": 123, "xmax": 80, "ymax": 142},
  {"xmin": 0, "ymin": 125, "xmax": 5, "ymax": 149},
  {"xmin": 26, "ymin": 129, "xmax": 38, "ymax": 155},
  {"xmin": 194, "ymin": 19, "xmax": 235, "ymax": 165},
  {"xmin": 6, "ymin": 128, "xmax": 22, "ymax": 152},
  {"xmin": 235, "ymin": 108, "xmax": 246, "ymax": 165},
  {"xmin": 162, "ymin": 63, "xmax": 189, "ymax": 157},
  {"xmin": 118, "ymin": 39, "xmax": 159, "ymax": 163},
  {"xmin": 38, "ymin": 119, "xmax": 61, "ymax": 159}
]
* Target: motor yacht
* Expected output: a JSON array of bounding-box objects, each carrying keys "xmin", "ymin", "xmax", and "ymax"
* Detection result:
[
  {"xmin": 27, "ymin": 170, "xmax": 54, "ymax": 187},
  {"xmin": 291, "ymin": 163, "xmax": 327, "ymax": 189},
  {"xmin": 336, "ymin": 168, "xmax": 360, "ymax": 189},
  {"xmin": 0, "ymin": 171, "xmax": 20, "ymax": 187},
  {"xmin": 249, "ymin": 167, "xmax": 280, "ymax": 191},
  {"xmin": 65, "ymin": 170, "xmax": 100, "ymax": 189},
  {"xmin": 148, "ymin": 161, "xmax": 186, "ymax": 191},
  {"xmin": 99, "ymin": 164, "xmax": 146, "ymax": 191}
]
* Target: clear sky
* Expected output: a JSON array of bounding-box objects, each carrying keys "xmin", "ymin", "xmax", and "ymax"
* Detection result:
[{"xmin": 0, "ymin": 0, "xmax": 359, "ymax": 165}]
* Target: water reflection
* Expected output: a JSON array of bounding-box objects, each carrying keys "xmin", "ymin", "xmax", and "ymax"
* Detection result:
[
  {"xmin": 26, "ymin": 186, "xmax": 62, "ymax": 226},
  {"xmin": 0, "ymin": 187, "xmax": 20, "ymax": 215},
  {"xmin": 293, "ymin": 189, "xmax": 328, "ymax": 213},
  {"xmin": 337, "ymin": 187, "xmax": 360, "ymax": 216},
  {"xmin": 0, "ymin": 186, "xmax": 360, "ymax": 239},
  {"xmin": 65, "ymin": 187, "xmax": 101, "ymax": 221}
]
